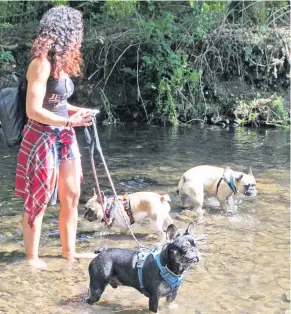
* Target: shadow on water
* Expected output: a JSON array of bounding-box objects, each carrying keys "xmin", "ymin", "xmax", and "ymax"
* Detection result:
[{"xmin": 0, "ymin": 124, "xmax": 289, "ymax": 313}]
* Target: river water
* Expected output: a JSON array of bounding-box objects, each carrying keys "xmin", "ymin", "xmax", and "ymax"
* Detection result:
[{"xmin": 0, "ymin": 124, "xmax": 289, "ymax": 314}]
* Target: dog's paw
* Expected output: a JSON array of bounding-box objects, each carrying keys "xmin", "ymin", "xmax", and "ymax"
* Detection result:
[
  {"xmin": 197, "ymin": 216, "xmax": 204, "ymax": 225},
  {"xmin": 168, "ymin": 302, "xmax": 179, "ymax": 310},
  {"xmin": 226, "ymin": 210, "xmax": 237, "ymax": 216}
]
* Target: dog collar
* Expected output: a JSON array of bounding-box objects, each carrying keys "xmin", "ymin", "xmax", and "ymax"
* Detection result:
[
  {"xmin": 153, "ymin": 251, "xmax": 184, "ymax": 291},
  {"xmin": 136, "ymin": 247, "xmax": 183, "ymax": 295},
  {"xmin": 216, "ymin": 168, "xmax": 238, "ymax": 195}
]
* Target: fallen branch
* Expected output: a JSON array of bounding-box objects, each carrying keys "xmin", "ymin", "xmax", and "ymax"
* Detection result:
[{"xmin": 103, "ymin": 43, "xmax": 139, "ymax": 88}]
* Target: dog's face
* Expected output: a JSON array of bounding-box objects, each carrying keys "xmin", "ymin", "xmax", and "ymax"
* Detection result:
[
  {"xmin": 235, "ymin": 167, "xmax": 257, "ymax": 197},
  {"xmin": 84, "ymin": 189, "xmax": 104, "ymax": 222},
  {"xmin": 165, "ymin": 223, "xmax": 200, "ymax": 275}
]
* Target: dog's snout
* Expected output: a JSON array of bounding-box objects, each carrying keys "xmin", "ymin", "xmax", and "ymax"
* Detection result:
[
  {"xmin": 244, "ymin": 184, "xmax": 257, "ymax": 197},
  {"xmin": 245, "ymin": 190, "xmax": 257, "ymax": 197},
  {"xmin": 193, "ymin": 249, "xmax": 201, "ymax": 263}
]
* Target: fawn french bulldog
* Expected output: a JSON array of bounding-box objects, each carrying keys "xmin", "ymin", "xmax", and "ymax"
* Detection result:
[
  {"xmin": 178, "ymin": 165, "xmax": 257, "ymax": 222},
  {"xmin": 84, "ymin": 190, "xmax": 173, "ymax": 242}
]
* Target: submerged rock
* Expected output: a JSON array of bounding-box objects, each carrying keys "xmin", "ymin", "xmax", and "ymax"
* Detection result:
[
  {"xmin": 284, "ymin": 291, "xmax": 290, "ymax": 302},
  {"xmin": 119, "ymin": 176, "xmax": 159, "ymax": 189}
]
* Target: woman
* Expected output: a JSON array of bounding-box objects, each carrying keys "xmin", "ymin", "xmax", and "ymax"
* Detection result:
[{"xmin": 15, "ymin": 6, "xmax": 94, "ymax": 268}]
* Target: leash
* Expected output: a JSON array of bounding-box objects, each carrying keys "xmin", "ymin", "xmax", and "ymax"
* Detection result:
[
  {"xmin": 84, "ymin": 114, "xmax": 143, "ymax": 248},
  {"xmin": 84, "ymin": 124, "xmax": 110, "ymax": 227}
]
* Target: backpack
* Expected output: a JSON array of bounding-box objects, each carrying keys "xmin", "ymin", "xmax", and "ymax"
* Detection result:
[{"xmin": 0, "ymin": 72, "xmax": 27, "ymax": 147}]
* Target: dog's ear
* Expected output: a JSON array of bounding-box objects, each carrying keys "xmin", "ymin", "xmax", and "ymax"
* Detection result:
[
  {"xmin": 121, "ymin": 192, "xmax": 128, "ymax": 200},
  {"xmin": 184, "ymin": 222, "xmax": 195, "ymax": 236},
  {"xmin": 160, "ymin": 194, "xmax": 171, "ymax": 202},
  {"xmin": 97, "ymin": 191, "xmax": 105, "ymax": 204},
  {"xmin": 166, "ymin": 224, "xmax": 180, "ymax": 242},
  {"xmin": 92, "ymin": 187, "xmax": 97, "ymax": 198},
  {"xmin": 249, "ymin": 167, "xmax": 253, "ymax": 176},
  {"xmin": 235, "ymin": 173, "xmax": 243, "ymax": 181}
]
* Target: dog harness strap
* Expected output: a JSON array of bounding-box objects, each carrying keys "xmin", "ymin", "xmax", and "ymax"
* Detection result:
[
  {"xmin": 216, "ymin": 177, "xmax": 224, "ymax": 195},
  {"xmin": 136, "ymin": 248, "xmax": 151, "ymax": 292},
  {"xmin": 151, "ymin": 250, "xmax": 183, "ymax": 292},
  {"xmin": 123, "ymin": 198, "xmax": 135, "ymax": 225},
  {"xmin": 228, "ymin": 175, "xmax": 238, "ymax": 194},
  {"xmin": 136, "ymin": 247, "xmax": 183, "ymax": 295},
  {"xmin": 216, "ymin": 168, "xmax": 238, "ymax": 195},
  {"xmin": 104, "ymin": 195, "xmax": 135, "ymax": 226}
]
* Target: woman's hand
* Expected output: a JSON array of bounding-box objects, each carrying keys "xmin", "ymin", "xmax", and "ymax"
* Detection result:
[
  {"xmin": 69, "ymin": 110, "xmax": 93, "ymax": 127},
  {"xmin": 76, "ymin": 107, "xmax": 94, "ymax": 117}
]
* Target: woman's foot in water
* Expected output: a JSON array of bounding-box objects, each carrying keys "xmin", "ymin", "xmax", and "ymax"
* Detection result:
[
  {"xmin": 62, "ymin": 252, "xmax": 97, "ymax": 261},
  {"xmin": 26, "ymin": 258, "xmax": 47, "ymax": 269}
]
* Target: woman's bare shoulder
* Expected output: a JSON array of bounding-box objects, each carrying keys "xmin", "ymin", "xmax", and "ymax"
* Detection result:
[{"xmin": 27, "ymin": 57, "xmax": 51, "ymax": 81}]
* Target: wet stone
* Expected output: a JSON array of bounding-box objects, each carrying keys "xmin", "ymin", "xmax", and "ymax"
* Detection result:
[
  {"xmin": 119, "ymin": 176, "xmax": 159, "ymax": 189},
  {"xmin": 284, "ymin": 291, "xmax": 290, "ymax": 302},
  {"xmin": 158, "ymin": 166, "xmax": 178, "ymax": 172},
  {"xmin": 249, "ymin": 294, "xmax": 265, "ymax": 300},
  {"xmin": 277, "ymin": 278, "xmax": 290, "ymax": 290},
  {"xmin": 3, "ymin": 232, "xmax": 13, "ymax": 237}
]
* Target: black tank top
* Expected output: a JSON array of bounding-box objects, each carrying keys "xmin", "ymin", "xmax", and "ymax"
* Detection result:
[{"xmin": 42, "ymin": 76, "xmax": 74, "ymax": 117}]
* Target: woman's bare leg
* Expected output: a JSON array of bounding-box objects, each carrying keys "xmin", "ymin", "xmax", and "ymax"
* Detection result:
[
  {"xmin": 58, "ymin": 158, "xmax": 80, "ymax": 259},
  {"xmin": 58, "ymin": 158, "xmax": 96, "ymax": 260},
  {"xmin": 23, "ymin": 169, "xmax": 56, "ymax": 268},
  {"xmin": 23, "ymin": 211, "xmax": 47, "ymax": 268}
]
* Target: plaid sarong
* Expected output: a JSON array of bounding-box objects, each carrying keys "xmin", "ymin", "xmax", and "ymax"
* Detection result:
[{"xmin": 15, "ymin": 119, "xmax": 78, "ymax": 227}]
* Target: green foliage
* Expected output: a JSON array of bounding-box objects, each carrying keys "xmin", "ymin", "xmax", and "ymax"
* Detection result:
[
  {"xmin": 137, "ymin": 12, "xmax": 204, "ymax": 124},
  {"xmin": 104, "ymin": 1, "xmax": 136, "ymax": 18},
  {"xmin": 0, "ymin": 22, "xmax": 12, "ymax": 29},
  {"xmin": 0, "ymin": 48, "xmax": 15, "ymax": 63},
  {"xmin": 271, "ymin": 94, "xmax": 289, "ymax": 121},
  {"xmin": 234, "ymin": 94, "xmax": 290, "ymax": 127},
  {"xmin": 0, "ymin": 0, "xmax": 289, "ymax": 126},
  {"xmin": 202, "ymin": 1, "xmax": 227, "ymax": 12},
  {"xmin": 51, "ymin": 0, "xmax": 68, "ymax": 7},
  {"xmin": 0, "ymin": 1, "xmax": 42, "ymax": 24}
]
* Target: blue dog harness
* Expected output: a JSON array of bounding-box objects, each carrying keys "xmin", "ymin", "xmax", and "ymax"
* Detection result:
[
  {"xmin": 216, "ymin": 167, "xmax": 238, "ymax": 195},
  {"xmin": 136, "ymin": 247, "xmax": 183, "ymax": 295}
]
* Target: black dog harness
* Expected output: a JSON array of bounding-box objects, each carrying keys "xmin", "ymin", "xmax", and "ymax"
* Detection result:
[{"xmin": 216, "ymin": 168, "xmax": 238, "ymax": 196}]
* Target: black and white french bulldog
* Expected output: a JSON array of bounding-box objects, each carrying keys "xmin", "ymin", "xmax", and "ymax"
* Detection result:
[{"xmin": 87, "ymin": 223, "xmax": 200, "ymax": 313}]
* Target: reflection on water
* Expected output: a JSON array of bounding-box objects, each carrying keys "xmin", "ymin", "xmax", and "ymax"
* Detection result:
[{"xmin": 0, "ymin": 124, "xmax": 290, "ymax": 314}]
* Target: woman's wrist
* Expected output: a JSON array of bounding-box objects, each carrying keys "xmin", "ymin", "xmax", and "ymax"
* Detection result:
[{"xmin": 66, "ymin": 117, "xmax": 73, "ymax": 127}]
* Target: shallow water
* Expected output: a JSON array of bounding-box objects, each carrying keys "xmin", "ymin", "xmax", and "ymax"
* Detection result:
[{"xmin": 0, "ymin": 124, "xmax": 290, "ymax": 314}]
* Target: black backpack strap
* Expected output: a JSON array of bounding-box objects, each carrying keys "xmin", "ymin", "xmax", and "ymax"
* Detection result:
[{"xmin": 11, "ymin": 72, "xmax": 23, "ymax": 88}]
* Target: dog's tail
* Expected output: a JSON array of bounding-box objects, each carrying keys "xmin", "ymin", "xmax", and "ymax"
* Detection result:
[{"xmin": 94, "ymin": 248, "xmax": 105, "ymax": 254}]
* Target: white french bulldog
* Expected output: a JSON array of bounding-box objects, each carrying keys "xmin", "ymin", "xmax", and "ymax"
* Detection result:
[
  {"xmin": 178, "ymin": 165, "xmax": 257, "ymax": 222},
  {"xmin": 84, "ymin": 190, "xmax": 173, "ymax": 242}
]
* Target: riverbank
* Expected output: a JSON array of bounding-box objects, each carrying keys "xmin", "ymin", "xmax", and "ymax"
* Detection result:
[{"xmin": 0, "ymin": 1, "xmax": 290, "ymax": 127}]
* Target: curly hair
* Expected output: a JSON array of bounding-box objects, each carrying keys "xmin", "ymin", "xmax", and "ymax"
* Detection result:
[{"xmin": 32, "ymin": 6, "xmax": 83, "ymax": 80}]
